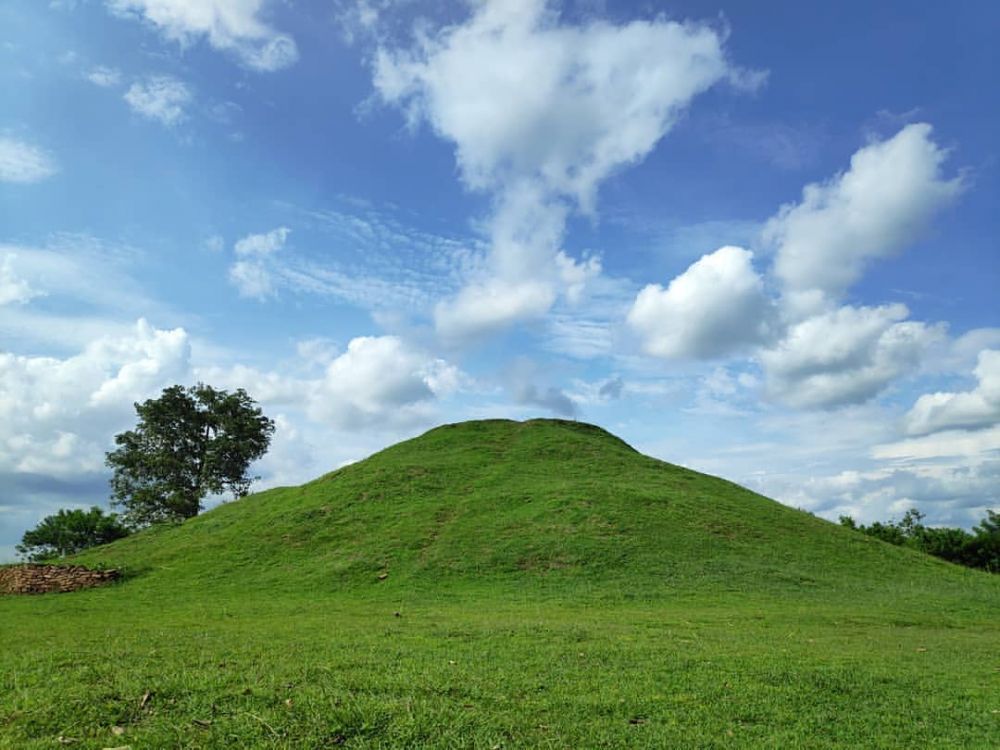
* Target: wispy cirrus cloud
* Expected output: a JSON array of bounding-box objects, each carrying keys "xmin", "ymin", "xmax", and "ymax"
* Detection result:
[
  {"xmin": 86, "ymin": 65, "xmax": 122, "ymax": 87},
  {"xmin": 124, "ymin": 75, "xmax": 193, "ymax": 126},
  {"xmin": 0, "ymin": 136, "xmax": 58, "ymax": 183}
]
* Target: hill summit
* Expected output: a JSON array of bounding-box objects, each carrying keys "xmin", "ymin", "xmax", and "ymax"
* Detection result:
[{"xmin": 78, "ymin": 418, "xmax": 974, "ymax": 595}]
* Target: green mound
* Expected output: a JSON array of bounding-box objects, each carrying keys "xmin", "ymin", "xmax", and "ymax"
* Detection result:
[
  {"xmin": 76, "ymin": 418, "xmax": 987, "ymax": 599},
  {"xmin": 5, "ymin": 420, "xmax": 999, "ymax": 748}
]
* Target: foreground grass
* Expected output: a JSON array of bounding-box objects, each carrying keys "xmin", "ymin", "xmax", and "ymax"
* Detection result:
[{"xmin": 2, "ymin": 584, "xmax": 998, "ymax": 748}]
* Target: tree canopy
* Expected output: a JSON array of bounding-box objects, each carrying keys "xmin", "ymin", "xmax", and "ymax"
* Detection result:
[
  {"xmin": 16, "ymin": 506, "xmax": 129, "ymax": 561},
  {"xmin": 106, "ymin": 383, "xmax": 275, "ymax": 527},
  {"xmin": 840, "ymin": 508, "xmax": 1000, "ymax": 573}
]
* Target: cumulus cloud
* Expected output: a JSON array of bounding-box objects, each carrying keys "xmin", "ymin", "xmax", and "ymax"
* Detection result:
[
  {"xmin": 376, "ymin": 1, "xmax": 736, "ymax": 204},
  {"xmin": 200, "ymin": 333, "xmax": 464, "ymax": 431},
  {"xmin": 903, "ymin": 349, "xmax": 1000, "ymax": 436},
  {"xmin": 0, "ymin": 319, "xmax": 191, "ymax": 478},
  {"xmin": 107, "ymin": 0, "xmax": 298, "ymax": 71},
  {"xmin": 375, "ymin": 0, "xmax": 749, "ymax": 339},
  {"xmin": 309, "ymin": 336, "xmax": 461, "ymax": 429},
  {"xmin": 627, "ymin": 246, "xmax": 775, "ymax": 359},
  {"xmin": 0, "ymin": 137, "xmax": 58, "ymax": 183},
  {"xmin": 764, "ymin": 123, "xmax": 963, "ymax": 315},
  {"xmin": 228, "ymin": 227, "xmax": 290, "ymax": 299},
  {"xmin": 124, "ymin": 75, "xmax": 193, "ymax": 126},
  {"xmin": 760, "ymin": 304, "xmax": 943, "ymax": 409}
]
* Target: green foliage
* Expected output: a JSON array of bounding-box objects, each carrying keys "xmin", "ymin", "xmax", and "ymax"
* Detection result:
[
  {"xmin": 840, "ymin": 507, "xmax": 1000, "ymax": 573},
  {"xmin": 106, "ymin": 383, "xmax": 275, "ymax": 528},
  {"xmin": 3, "ymin": 419, "xmax": 999, "ymax": 748},
  {"xmin": 15, "ymin": 506, "xmax": 128, "ymax": 561}
]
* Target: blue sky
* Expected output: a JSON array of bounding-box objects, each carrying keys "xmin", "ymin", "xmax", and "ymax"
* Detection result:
[{"xmin": 1, "ymin": 0, "xmax": 998, "ymax": 560}]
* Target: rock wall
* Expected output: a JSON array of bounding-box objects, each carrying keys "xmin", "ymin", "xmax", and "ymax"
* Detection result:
[{"xmin": 0, "ymin": 564, "xmax": 120, "ymax": 594}]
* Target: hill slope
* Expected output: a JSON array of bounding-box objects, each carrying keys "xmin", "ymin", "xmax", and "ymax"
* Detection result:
[{"xmin": 76, "ymin": 418, "xmax": 990, "ymax": 599}]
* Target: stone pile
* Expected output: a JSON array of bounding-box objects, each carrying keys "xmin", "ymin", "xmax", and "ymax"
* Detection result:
[{"xmin": 0, "ymin": 564, "xmax": 120, "ymax": 594}]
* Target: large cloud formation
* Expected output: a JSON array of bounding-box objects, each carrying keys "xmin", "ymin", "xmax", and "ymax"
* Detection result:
[
  {"xmin": 765, "ymin": 122, "xmax": 964, "ymax": 316},
  {"xmin": 375, "ymin": 0, "xmax": 752, "ymax": 340},
  {"xmin": 759, "ymin": 304, "xmax": 943, "ymax": 409},
  {"xmin": 0, "ymin": 320, "xmax": 191, "ymax": 478},
  {"xmin": 628, "ymin": 124, "xmax": 963, "ymax": 410}
]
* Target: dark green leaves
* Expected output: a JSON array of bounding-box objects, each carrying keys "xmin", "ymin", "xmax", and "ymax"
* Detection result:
[
  {"xmin": 106, "ymin": 383, "xmax": 275, "ymax": 528},
  {"xmin": 16, "ymin": 506, "xmax": 129, "ymax": 561}
]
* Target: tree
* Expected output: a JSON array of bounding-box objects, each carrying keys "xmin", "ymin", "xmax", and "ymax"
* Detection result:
[
  {"xmin": 106, "ymin": 384, "xmax": 275, "ymax": 527},
  {"xmin": 839, "ymin": 507, "xmax": 999, "ymax": 574},
  {"xmin": 969, "ymin": 509, "xmax": 1000, "ymax": 573},
  {"xmin": 16, "ymin": 506, "xmax": 129, "ymax": 561}
]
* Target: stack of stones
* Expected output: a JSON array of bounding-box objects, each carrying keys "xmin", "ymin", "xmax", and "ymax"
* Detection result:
[{"xmin": 0, "ymin": 564, "xmax": 120, "ymax": 594}]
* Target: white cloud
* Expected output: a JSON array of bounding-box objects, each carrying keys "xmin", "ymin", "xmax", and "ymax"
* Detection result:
[
  {"xmin": 228, "ymin": 260, "xmax": 275, "ymax": 300},
  {"xmin": 0, "ymin": 319, "xmax": 191, "ymax": 477},
  {"xmin": 375, "ymin": 0, "xmax": 749, "ymax": 339},
  {"xmin": 196, "ymin": 363, "xmax": 308, "ymax": 405},
  {"xmin": 86, "ymin": 65, "xmax": 122, "ymax": 87},
  {"xmin": 0, "ymin": 254, "xmax": 40, "ymax": 305},
  {"xmin": 107, "ymin": 0, "xmax": 298, "ymax": 71},
  {"xmin": 376, "ymin": 1, "xmax": 735, "ymax": 205},
  {"xmin": 0, "ymin": 236, "xmax": 177, "ymax": 350},
  {"xmin": 435, "ymin": 278, "xmax": 556, "ymax": 341},
  {"xmin": 234, "ymin": 226, "xmax": 290, "ymax": 256},
  {"xmin": 873, "ymin": 424, "xmax": 1000, "ymax": 461},
  {"xmin": 627, "ymin": 246, "xmax": 775, "ymax": 359},
  {"xmin": 545, "ymin": 315, "xmax": 614, "ymax": 359},
  {"xmin": 903, "ymin": 349, "xmax": 1000, "ymax": 435},
  {"xmin": 770, "ymin": 460, "xmax": 999, "ymax": 527},
  {"xmin": 764, "ymin": 123, "xmax": 963, "ymax": 314},
  {"xmin": 0, "ymin": 137, "xmax": 58, "ymax": 183},
  {"xmin": 124, "ymin": 75, "xmax": 193, "ymax": 126},
  {"xmin": 228, "ymin": 227, "xmax": 290, "ymax": 299},
  {"xmin": 760, "ymin": 303, "xmax": 943, "ymax": 409},
  {"xmin": 310, "ymin": 336, "xmax": 461, "ymax": 430},
  {"xmin": 198, "ymin": 334, "xmax": 464, "ymax": 432}
]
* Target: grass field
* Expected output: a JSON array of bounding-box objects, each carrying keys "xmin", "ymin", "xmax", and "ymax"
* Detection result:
[{"xmin": 2, "ymin": 419, "xmax": 998, "ymax": 748}]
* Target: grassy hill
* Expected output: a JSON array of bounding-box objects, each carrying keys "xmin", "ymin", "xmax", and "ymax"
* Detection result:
[
  {"xmin": 2, "ymin": 419, "xmax": 998, "ymax": 748},
  {"xmin": 73, "ymin": 418, "xmax": 989, "ymax": 600}
]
